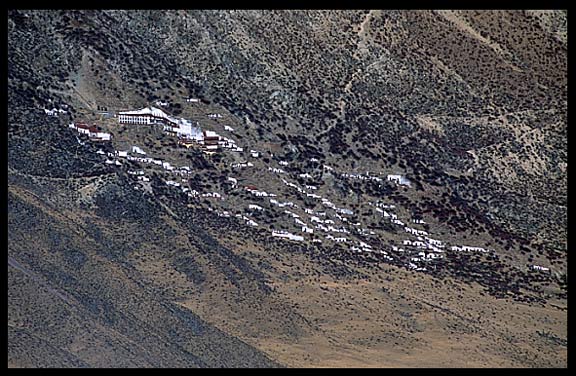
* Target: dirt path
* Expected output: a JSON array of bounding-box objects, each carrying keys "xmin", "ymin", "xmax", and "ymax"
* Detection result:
[
  {"xmin": 9, "ymin": 256, "xmax": 77, "ymax": 306},
  {"xmin": 336, "ymin": 10, "xmax": 380, "ymax": 122},
  {"xmin": 435, "ymin": 10, "xmax": 523, "ymax": 73}
]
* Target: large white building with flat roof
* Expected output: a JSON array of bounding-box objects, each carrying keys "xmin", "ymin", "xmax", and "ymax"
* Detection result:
[
  {"xmin": 118, "ymin": 106, "xmax": 174, "ymax": 125},
  {"xmin": 118, "ymin": 106, "xmax": 203, "ymax": 141}
]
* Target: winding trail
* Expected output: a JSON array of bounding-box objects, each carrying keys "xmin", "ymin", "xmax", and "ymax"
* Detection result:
[
  {"xmin": 434, "ymin": 10, "xmax": 523, "ymax": 73},
  {"xmin": 337, "ymin": 10, "xmax": 380, "ymax": 122},
  {"xmin": 8, "ymin": 256, "xmax": 76, "ymax": 306}
]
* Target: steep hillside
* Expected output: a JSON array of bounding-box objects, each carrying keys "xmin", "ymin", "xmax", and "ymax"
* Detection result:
[{"xmin": 8, "ymin": 10, "xmax": 567, "ymax": 368}]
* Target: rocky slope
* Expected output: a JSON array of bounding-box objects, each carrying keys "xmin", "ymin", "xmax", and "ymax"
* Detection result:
[{"xmin": 8, "ymin": 10, "xmax": 567, "ymax": 367}]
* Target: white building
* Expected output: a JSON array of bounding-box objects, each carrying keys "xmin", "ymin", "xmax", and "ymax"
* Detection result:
[
  {"xmin": 302, "ymin": 226, "xmax": 314, "ymax": 234},
  {"xmin": 91, "ymin": 132, "xmax": 111, "ymax": 141},
  {"xmin": 118, "ymin": 106, "xmax": 203, "ymax": 141},
  {"xmin": 202, "ymin": 192, "xmax": 222, "ymax": 199},
  {"xmin": 358, "ymin": 241, "xmax": 372, "ymax": 249},
  {"xmin": 268, "ymin": 167, "xmax": 285, "ymax": 174},
  {"xmin": 271, "ymin": 230, "xmax": 304, "ymax": 242},
  {"xmin": 204, "ymin": 130, "xmax": 219, "ymax": 139},
  {"xmin": 425, "ymin": 237, "xmax": 444, "ymax": 247},
  {"xmin": 246, "ymin": 219, "xmax": 258, "ymax": 227},
  {"xmin": 284, "ymin": 210, "xmax": 300, "ymax": 218},
  {"xmin": 451, "ymin": 245, "xmax": 489, "ymax": 253},
  {"xmin": 387, "ymin": 174, "xmax": 411, "ymax": 186},
  {"xmin": 176, "ymin": 119, "xmax": 204, "ymax": 141},
  {"xmin": 118, "ymin": 106, "xmax": 172, "ymax": 125},
  {"xmin": 132, "ymin": 146, "xmax": 146, "ymax": 155}
]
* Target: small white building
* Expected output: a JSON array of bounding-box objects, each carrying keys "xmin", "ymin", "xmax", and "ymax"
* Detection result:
[
  {"xmin": 44, "ymin": 108, "xmax": 56, "ymax": 116},
  {"xmin": 90, "ymin": 132, "xmax": 111, "ymax": 141},
  {"xmin": 202, "ymin": 192, "xmax": 222, "ymax": 199},
  {"xmin": 271, "ymin": 230, "xmax": 304, "ymax": 242},
  {"xmin": 132, "ymin": 146, "xmax": 146, "ymax": 155},
  {"xmin": 387, "ymin": 174, "xmax": 411, "ymax": 186},
  {"xmin": 295, "ymin": 218, "xmax": 306, "ymax": 226},
  {"xmin": 284, "ymin": 210, "xmax": 300, "ymax": 218},
  {"xmin": 246, "ymin": 219, "xmax": 258, "ymax": 227},
  {"xmin": 268, "ymin": 167, "xmax": 285, "ymax": 174},
  {"xmin": 358, "ymin": 241, "xmax": 372, "ymax": 249}
]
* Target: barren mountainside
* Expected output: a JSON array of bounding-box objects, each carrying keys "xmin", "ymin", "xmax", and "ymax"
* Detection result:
[{"xmin": 8, "ymin": 10, "xmax": 567, "ymax": 367}]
